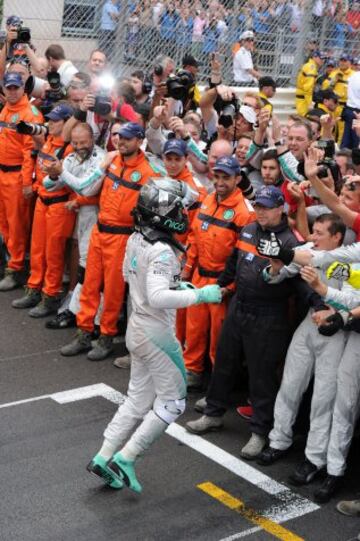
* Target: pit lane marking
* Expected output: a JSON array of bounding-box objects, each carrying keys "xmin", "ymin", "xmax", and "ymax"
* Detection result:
[
  {"xmin": 1, "ymin": 383, "xmax": 319, "ymax": 532},
  {"xmin": 198, "ymin": 482, "xmax": 304, "ymax": 541}
]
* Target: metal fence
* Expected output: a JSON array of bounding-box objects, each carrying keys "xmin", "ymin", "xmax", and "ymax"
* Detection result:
[{"xmin": 2, "ymin": 0, "xmax": 360, "ymax": 86}]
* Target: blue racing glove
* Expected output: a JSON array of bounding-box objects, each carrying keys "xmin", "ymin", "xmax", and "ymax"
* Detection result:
[{"xmin": 194, "ymin": 284, "xmax": 222, "ymax": 304}]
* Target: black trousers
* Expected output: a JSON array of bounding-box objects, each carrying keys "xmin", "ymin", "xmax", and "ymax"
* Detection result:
[{"xmin": 204, "ymin": 297, "xmax": 290, "ymax": 436}]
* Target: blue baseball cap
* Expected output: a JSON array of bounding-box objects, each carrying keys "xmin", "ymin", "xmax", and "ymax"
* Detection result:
[
  {"xmin": 118, "ymin": 122, "xmax": 145, "ymax": 139},
  {"xmin": 254, "ymin": 186, "xmax": 284, "ymax": 208},
  {"xmin": 3, "ymin": 72, "xmax": 24, "ymax": 88},
  {"xmin": 163, "ymin": 138, "xmax": 188, "ymax": 157},
  {"xmin": 46, "ymin": 103, "xmax": 74, "ymax": 121},
  {"xmin": 6, "ymin": 15, "xmax": 21, "ymax": 26},
  {"xmin": 213, "ymin": 156, "xmax": 241, "ymax": 176},
  {"xmin": 340, "ymin": 53, "xmax": 353, "ymax": 62},
  {"xmin": 313, "ymin": 50, "xmax": 327, "ymax": 60}
]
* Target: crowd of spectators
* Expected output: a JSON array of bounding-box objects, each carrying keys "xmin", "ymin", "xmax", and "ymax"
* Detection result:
[{"xmin": 2, "ymin": 8, "xmax": 360, "ymax": 526}]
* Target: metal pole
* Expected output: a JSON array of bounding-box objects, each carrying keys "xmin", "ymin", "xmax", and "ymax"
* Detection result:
[{"xmin": 290, "ymin": 0, "xmax": 314, "ymax": 85}]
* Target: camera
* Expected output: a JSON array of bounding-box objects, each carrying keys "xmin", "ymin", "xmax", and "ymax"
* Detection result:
[
  {"xmin": 315, "ymin": 139, "xmax": 335, "ymax": 159},
  {"xmin": 218, "ymin": 97, "xmax": 239, "ymax": 129},
  {"xmin": 89, "ymin": 74, "xmax": 113, "ymax": 116},
  {"xmin": 166, "ymin": 70, "xmax": 195, "ymax": 102},
  {"xmin": 11, "ymin": 24, "xmax": 31, "ymax": 45},
  {"xmin": 39, "ymin": 72, "xmax": 67, "ymax": 116}
]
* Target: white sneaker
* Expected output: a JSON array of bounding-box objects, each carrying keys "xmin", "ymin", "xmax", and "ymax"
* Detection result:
[{"xmin": 240, "ymin": 433, "xmax": 266, "ymax": 460}]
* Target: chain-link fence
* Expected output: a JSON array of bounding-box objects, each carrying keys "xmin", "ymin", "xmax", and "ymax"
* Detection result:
[{"xmin": 2, "ymin": 0, "xmax": 360, "ymax": 87}]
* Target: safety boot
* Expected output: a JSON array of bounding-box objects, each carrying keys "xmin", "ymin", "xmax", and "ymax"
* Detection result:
[
  {"xmin": 0, "ymin": 269, "xmax": 20, "ymax": 291},
  {"xmin": 186, "ymin": 370, "xmax": 203, "ymax": 389},
  {"xmin": 60, "ymin": 330, "xmax": 92, "ymax": 356},
  {"xmin": 113, "ymin": 354, "xmax": 131, "ymax": 368},
  {"xmin": 186, "ymin": 415, "xmax": 224, "ymax": 434},
  {"xmin": 28, "ymin": 294, "xmax": 61, "ymax": 318},
  {"xmin": 240, "ymin": 433, "xmax": 266, "ymax": 460},
  {"xmin": 87, "ymin": 334, "xmax": 114, "ymax": 361},
  {"xmin": 194, "ymin": 396, "xmax": 207, "ymax": 413},
  {"xmin": 12, "ymin": 288, "xmax": 41, "ymax": 309},
  {"xmin": 337, "ymin": 499, "xmax": 360, "ymax": 517}
]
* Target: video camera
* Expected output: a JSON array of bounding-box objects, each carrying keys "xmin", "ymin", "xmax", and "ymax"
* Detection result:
[
  {"xmin": 11, "ymin": 23, "xmax": 31, "ymax": 45},
  {"xmin": 166, "ymin": 69, "xmax": 195, "ymax": 103}
]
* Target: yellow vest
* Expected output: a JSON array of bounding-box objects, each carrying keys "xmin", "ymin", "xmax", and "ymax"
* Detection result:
[
  {"xmin": 322, "ymin": 68, "xmax": 355, "ymax": 104},
  {"xmin": 258, "ymin": 91, "xmax": 273, "ymax": 114},
  {"xmin": 296, "ymin": 59, "xmax": 318, "ymax": 97}
]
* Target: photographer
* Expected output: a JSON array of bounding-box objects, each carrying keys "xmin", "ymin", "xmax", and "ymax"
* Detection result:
[
  {"xmin": 12, "ymin": 103, "xmax": 76, "ymax": 317},
  {"xmin": 44, "ymin": 44, "xmax": 78, "ymax": 87},
  {"xmin": 0, "ymin": 72, "xmax": 43, "ymax": 292},
  {"xmin": 2, "ymin": 15, "xmax": 32, "ymax": 62},
  {"xmin": 200, "ymin": 83, "xmax": 258, "ymax": 145}
]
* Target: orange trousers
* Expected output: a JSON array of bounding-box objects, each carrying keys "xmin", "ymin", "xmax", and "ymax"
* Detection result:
[
  {"xmin": 183, "ymin": 273, "xmax": 227, "ymax": 374},
  {"xmin": 27, "ymin": 198, "xmax": 75, "ymax": 296},
  {"xmin": 76, "ymin": 226, "xmax": 128, "ymax": 336},
  {"xmin": 0, "ymin": 172, "xmax": 31, "ymax": 271}
]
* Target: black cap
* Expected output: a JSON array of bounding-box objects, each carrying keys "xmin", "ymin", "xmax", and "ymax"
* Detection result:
[
  {"xmin": 259, "ymin": 76, "xmax": 276, "ymax": 90},
  {"xmin": 321, "ymin": 89, "xmax": 339, "ymax": 102},
  {"xmin": 182, "ymin": 54, "xmax": 202, "ymax": 68}
]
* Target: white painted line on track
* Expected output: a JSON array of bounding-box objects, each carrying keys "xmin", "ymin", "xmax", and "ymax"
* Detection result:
[{"xmin": 1, "ymin": 383, "xmax": 319, "ymax": 533}]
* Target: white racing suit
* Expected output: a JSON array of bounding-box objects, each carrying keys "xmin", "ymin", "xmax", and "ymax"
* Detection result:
[
  {"xmin": 103, "ymin": 232, "xmax": 203, "ymax": 457},
  {"xmin": 311, "ymin": 244, "xmax": 360, "ymax": 475},
  {"xmin": 57, "ymin": 146, "xmax": 105, "ymax": 315},
  {"xmin": 264, "ymin": 243, "xmax": 360, "ymax": 470}
]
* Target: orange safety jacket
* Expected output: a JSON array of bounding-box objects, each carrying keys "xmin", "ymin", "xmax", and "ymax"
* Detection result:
[
  {"xmin": 0, "ymin": 95, "xmax": 43, "ymax": 185},
  {"xmin": 185, "ymin": 188, "xmax": 255, "ymax": 279}
]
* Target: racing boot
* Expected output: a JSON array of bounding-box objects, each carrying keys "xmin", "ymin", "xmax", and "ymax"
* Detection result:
[
  {"xmin": 45, "ymin": 309, "xmax": 77, "ymax": 329},
  {"xmin": 87, "ymin": 334, "xmax": 114, "ymax": 361},
  {"xmin": 240, "ymin": 433, "xmax": 266, "ymax": 460},
  {"xmin": 12, "ymin": 288, "xmax": 41, "ymax": 309},
  {"xmin": 28, "ymin": 294, "xmax": 61, "ymax": 318},
  {"xmin": 86, "ymin": 454, "xmax": 123, "ymax": 489},
  {"xmin": 186, "ymin": 415, "xmax": 224, "ymax": 434},
  {"xmin": 60, "ymin": 330, "xmax": 92, "ymax": 356},
  {"xmin": 0, "ymin": 269, "xmax": 20, "ymax": 291},
  {"xmin": 108, "ymin": 452, "xmax": 142, "ymax": 493}
]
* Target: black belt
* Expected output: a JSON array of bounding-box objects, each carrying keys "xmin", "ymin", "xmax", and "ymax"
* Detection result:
[
  {"xmin": 198, "ymin": 266, "xmax": 222, "ymax": 278},
  {"xmin": 97, "ymin": 221, "xmax": 134, "ymax": 235},
  {"xmin": 0, "ymin": 164, "xmax": 21, "ymax": 172},
  {"xmin": 39, "ymin": 194, "xmax": 69, "ymax": 206}
]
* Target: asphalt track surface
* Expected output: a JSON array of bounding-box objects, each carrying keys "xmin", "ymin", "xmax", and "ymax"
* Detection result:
[{"xmin": 1, "ymin": 288, "xmax": 360, "ymax": 541}]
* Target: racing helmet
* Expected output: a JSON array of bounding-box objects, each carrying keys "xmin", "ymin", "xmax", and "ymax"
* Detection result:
[{"xmin": 134, "ymin": 178, "xmax": 194, "ymax": 234}]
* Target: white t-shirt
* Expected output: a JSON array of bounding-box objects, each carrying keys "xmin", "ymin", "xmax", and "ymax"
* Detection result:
[
  {"xmin": 58, "ymin": 60, "xmax": 78, "ymax": 87},
  {"xmin": 233, "ymin": 47, "xmax": 255, "ymax": 84},
  {"xmin": 347, "ymin": 71, "xmax": 360, "ymax": 109}
]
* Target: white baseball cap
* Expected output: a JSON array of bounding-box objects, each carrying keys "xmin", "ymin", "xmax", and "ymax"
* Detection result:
[
  {"xmin": 239, "ymin": 105, "xmax": 257, "ymax": 125},
  {"xmin": 240, "ymin": 30, "xmax": 255, "ymax": 41}
]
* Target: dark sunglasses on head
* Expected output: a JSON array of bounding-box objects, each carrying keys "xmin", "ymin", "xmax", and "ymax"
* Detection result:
[{"xmin": 345, "ymin": 181, "xmax": 360, "ymax": 191}]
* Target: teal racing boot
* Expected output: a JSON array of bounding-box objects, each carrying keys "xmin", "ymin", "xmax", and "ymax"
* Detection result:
[
  {"xmin": 86, "ymin": 454, "xmax": 123, "ymax": 489},
  {"xmin": 108, "ymin": 452, "xmax": 142, "ymax": 493}
]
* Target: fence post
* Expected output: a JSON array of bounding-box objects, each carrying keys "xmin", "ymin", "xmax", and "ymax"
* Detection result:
[{"xmin": 290, "ymin": 0, "xmax": 314, "ymax": 85}]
